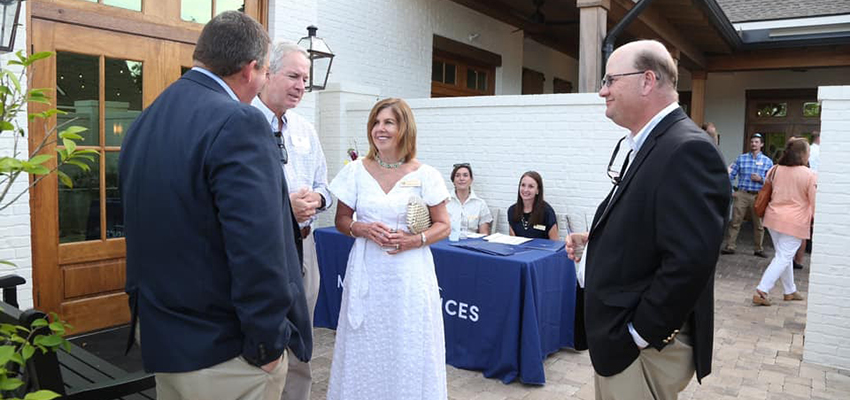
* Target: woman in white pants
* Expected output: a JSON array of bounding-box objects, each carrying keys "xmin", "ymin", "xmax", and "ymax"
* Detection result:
[{"xmin": 753, "ymin": 138, "xmax": 817, "ymax": 306}]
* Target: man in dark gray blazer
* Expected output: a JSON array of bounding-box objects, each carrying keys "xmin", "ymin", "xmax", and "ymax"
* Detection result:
[
  {"xmin": 120, "ymin": 11, "xmax": 311, "ymax": 400},
  {"xmin": 568, "ymin": 40, "xmax": 730, "ymax": 399}
]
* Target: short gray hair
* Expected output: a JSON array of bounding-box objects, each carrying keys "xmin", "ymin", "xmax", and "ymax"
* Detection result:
[
  {"xmin": 269, "ymin": 41, "xmax": 310, "ymax": 74},
  {"xmin": 633, "ymin": 47, "xmax": 679, "ymax": 89}
]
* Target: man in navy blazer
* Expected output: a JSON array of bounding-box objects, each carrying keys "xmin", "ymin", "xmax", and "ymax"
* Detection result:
[
  {"xmin": 119, "ymin": 11, "xmax": 311, "ymax": 399},
  {"xmin": 568, "ymin": 40, "xmax": 730, "ymax": 399}
]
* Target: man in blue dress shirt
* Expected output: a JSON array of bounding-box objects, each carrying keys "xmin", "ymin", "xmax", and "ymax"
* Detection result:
[{"xmin": 722, "ymin": 133, "xmax": 774, "ymax": 257}]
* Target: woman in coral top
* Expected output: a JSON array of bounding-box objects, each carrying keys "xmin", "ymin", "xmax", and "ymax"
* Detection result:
[{"xmin": 753, "ymin": 138, "xmax": 817, "ymax": 306}]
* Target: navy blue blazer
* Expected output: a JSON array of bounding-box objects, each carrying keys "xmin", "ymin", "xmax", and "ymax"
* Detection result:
[{"xmin": 119, "ymin": 70, "xmax": 312, "ymax": 372}]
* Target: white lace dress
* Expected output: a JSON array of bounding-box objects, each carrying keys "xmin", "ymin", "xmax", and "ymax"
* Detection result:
[{"xmin": 327, "ymin": 159, "xmax": 449, "ymax": 400}]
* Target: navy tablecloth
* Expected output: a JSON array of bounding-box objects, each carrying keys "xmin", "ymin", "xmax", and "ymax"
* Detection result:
[{"xmin": 313, "ymin": 227, "xmax": 576, "ymax": 385}]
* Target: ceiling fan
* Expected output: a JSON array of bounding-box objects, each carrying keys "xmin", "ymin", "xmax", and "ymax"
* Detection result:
[
  {"xmin": 514, "ymin": 0, "xmax": 578, "ymax": 27},
  {"xmin": 509, "ymin": 0, "xmax": 578, "ymax": 34}
]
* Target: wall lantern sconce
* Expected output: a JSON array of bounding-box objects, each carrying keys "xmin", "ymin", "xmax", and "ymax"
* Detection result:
[
  {"xmin": 0, "ymin": 0, "xmax": 22, "ymax": 53},
  {"xmin": 297, "ymin": 25, "xmax": 335, "ymax": 92}
]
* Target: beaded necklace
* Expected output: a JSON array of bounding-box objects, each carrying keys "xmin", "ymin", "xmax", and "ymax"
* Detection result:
[{"xmin": 376, "ymin": 154, "xmax": 404, "ymax": 169}]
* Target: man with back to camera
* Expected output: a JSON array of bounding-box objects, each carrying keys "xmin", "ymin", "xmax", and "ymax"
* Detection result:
[
  {"xmin": 722, "ymin": 133, "xmax": 774, "ymax": 257},
  {"xmin": 567, "ymin": 40, "xmax": 730, "ymax": 399},
  {"xmin": 251, "ymin": 40, "xmax": 332, "ymax": 400},
  {"xmin": 119, "ymin": 11, "xmax": 311, "ymax": 400}
]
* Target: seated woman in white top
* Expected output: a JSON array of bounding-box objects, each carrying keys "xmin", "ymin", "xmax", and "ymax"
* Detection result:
[{"xmin": 446, "ymin": 163, "xmax": 493, "ymax": 235}]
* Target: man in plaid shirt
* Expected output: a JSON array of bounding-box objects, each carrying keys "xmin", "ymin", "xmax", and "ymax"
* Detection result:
[{"xmin": 722, "ymin": 133, "xmax": 774, "ymax": 257}]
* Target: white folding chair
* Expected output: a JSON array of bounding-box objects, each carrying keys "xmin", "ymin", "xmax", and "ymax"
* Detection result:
[{"xmin": 489, "ymin": 206, "xmax": 501, "ymax": 234}]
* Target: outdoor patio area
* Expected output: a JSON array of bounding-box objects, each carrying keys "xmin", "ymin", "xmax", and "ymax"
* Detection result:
[
  {"xmin": 67, "ymin": 227, "xmax": 850, "ymax": 400},
  {"xmin": 303, "ymin": 227, "xmax": 850, "ymax": 400}
]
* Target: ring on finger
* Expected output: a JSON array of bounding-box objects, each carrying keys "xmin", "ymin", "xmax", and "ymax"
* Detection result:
[{"xmin": 395, "ymin": 244, "xmax": 400, "ymax": 250}]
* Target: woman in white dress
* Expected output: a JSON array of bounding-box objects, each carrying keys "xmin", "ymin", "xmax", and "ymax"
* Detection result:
[{"xmin": 328, "ymin": 98, "xmax": 451, "ymax": 400}]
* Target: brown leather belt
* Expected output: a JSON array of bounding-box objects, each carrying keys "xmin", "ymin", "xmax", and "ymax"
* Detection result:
[{"xmin": 300, "ymin": 226, "xmax": 311, "ymax": 238}]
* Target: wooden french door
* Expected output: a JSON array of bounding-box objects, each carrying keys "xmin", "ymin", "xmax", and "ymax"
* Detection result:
[
  {"xmin": 745, "ymin": 89, "xmax": 821, "ymax": 163},
  {"xmin": 28, "ymin": 19, "xmax": 194, "ymax": 333}
]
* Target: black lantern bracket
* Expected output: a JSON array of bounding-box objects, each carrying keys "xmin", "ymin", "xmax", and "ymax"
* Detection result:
[{"xmin": 297, "ymin": 25, "xmax": 335, "ymax": 92}]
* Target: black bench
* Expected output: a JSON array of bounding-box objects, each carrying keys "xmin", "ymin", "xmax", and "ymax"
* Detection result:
[{"xmin": 0, "ymin": 275, "xmax": 156, "ymax": 400}]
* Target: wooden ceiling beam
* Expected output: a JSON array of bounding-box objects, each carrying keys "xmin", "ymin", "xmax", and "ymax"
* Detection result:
[
  {"xmin": 608, "ymin": 0, "xmax": 707, "ymax": 69},
  {"xmin": 707, "ymin": 45, "xmax": 850, "ymax": 72}
]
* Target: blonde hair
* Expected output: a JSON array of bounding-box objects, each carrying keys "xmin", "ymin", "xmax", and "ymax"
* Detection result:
[{"xmin": 365, "ymin": 98, "xmax": 417, "ymax": 162}]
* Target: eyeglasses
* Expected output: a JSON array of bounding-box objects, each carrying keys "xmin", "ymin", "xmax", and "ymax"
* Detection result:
[
  {"xmin": 601, "ymin": 71, "xmax": 646, "ymax": 88},
  {"xmin": 453, "ymin": 163, "xmax": 470, "ymax": 168},
  {"xmin": 274, "ymin": 131, "xmax": 288, "ymax": 165},
  {"xmin": 606, "ymin": 136, "xmax": 633, "ymax": 185}
]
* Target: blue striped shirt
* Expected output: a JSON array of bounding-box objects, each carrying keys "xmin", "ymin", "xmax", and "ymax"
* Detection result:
[{"xmin": 729, "ymin": 151, "xmax": 773, "ymax": 192}]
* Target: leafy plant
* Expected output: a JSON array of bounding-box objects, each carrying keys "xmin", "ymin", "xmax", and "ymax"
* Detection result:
[
  {"xmin": 0, "ymin": 50, "xmax": 98, "ymax": 214},
  {"xmin": 0, "ymin": 313, "xmax": 71, "ymax": 400},
  {"xmin": 0, "ymin": 51, "xmax": 92, "ymax": 397}
]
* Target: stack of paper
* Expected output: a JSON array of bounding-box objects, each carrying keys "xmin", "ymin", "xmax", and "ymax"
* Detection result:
[{"xmin": 483, "ymin": 233, "xmax": 531, "ymax": 245}]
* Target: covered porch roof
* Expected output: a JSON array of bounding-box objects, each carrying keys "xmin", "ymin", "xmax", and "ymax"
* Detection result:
[{"xmin": 448, "ymin": 0, "xmax": 850, "ymax": 74}]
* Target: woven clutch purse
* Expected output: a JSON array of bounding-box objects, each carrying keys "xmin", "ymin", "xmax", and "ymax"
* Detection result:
[{"xmin": 406, "ymin": 196, "xmax": 432, "ymax": 234}]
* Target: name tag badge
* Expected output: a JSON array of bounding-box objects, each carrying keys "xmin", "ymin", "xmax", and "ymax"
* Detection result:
[
  {"xmin": 755, "ymin": 161, "xmax": 764, "ymax": 166},
  {"xmin": 533, "ymin": 224, "xmax": 546, "ymax": 231},
  {"xmin": 401, "ymin": 179, "xmax": 422, "ymax": 187}
]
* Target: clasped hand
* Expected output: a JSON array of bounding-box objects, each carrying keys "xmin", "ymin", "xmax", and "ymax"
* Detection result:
[
  {"xmin": 363, "ymin": 221, "xmax": 416, "ymax": 254},
  {"xmin": 290, "ymin": 188, "xmax": 321, "ymax": 223}
]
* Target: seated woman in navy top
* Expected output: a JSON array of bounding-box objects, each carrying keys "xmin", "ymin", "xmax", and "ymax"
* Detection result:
[{"xmin": 507, "ymin": 171, "xmax": 558, "ymax": 240}]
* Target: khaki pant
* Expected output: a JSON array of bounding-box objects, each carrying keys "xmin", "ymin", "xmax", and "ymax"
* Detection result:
[
  {"xmin": 594, "ymin": 330, "xmax": 694, "ymax": 400},
  {"xmin": 281, "ymin": 231, "xmax": 320, "ymax": 400},
  {"xmin": 156, "ymin": 353, "xmax": 288, "ymax": 400},
  {"xmin": 724, "ymin": 190, "xmax": 764, "ymax": 252}
]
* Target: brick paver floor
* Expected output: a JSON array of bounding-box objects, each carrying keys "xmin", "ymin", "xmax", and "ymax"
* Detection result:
[{"xmin": 308, "ymin": 226, "xmax": 850, "ymax": 399}]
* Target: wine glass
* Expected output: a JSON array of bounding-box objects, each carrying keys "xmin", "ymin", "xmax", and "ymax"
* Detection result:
[{"xmin": 382, "ymin": 212, "xmax": 407, "ymax": 252}]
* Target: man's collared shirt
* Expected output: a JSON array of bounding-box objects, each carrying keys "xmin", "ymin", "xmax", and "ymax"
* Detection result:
[
  {"xmin": 729, "ymin": 151, "xmax": 773, "ymax": 192},
  {"xmin": 251, "ymin": 97, "xmax": 332, "ymax": 228},
  {"xmin": 192, "ymin": 67, "xmax": 239, "ymax": 102},
  {"xmin": 622, "ymin": 101, "xmax": 680, "ymax": 176},
  {"xmin": 447, "ymin": 189, "xmax": 493, "ymax": 232}
]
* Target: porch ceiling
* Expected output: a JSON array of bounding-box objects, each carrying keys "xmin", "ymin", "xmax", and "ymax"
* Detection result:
[
  {"xmin": 450, "ymin": 0, "xmax": 735, "ymax": 70},
  {"xmin": 451, "ymin": 0, "xmax": 850, "ymax": 72},
  {"xmin": 448, "ymin": 0, "xmax": 582, "ymax": 58}
]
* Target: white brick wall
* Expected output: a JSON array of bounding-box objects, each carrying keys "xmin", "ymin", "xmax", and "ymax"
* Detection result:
[
  {"xmin": 804, "ymin": 85, "xmax": 850, "ymax": 370},
  {"xmin": 0, "ymin": 15, "xmax": 33, "ymax": 309},
  {"xmin": 315, "ymin": 0, "xmax": 572, "ymax": 100},
  {"xmin": 316, "ymin": 91, "xmax": 628, "ymax": 238},
  {"xmin": 273, "ymin": 0, "xmax": 579, "ymax": 128}
]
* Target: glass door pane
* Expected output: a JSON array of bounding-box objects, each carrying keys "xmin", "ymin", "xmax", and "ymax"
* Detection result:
[
  {"xmin": 105, "ymin": 152, "xmax": 123, "ymax": 238},
  {"xmin": 105, "ymin": 58, "xmax": 143, "ymax": 147},
  {"xmin": 182, "ymin": 0, "xmax": 213, "ymax": 23},
  {"xmin": 57, "ymin": 51, "xmax": 102, "ymax": 244},
  {"xmin": 103, "ymin": 0, "xmax": 142, "ymax": 11},
  {"xmin": 58, "ymin": 160, "xmax": 102, "ymax": 243},
  {"xmin": 57, "ymin": 52, "xmax": 100, "ymax": 147},
  {"xmin": 217, "ymin": 0, "xmax": 245, "ymax": 12}
]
